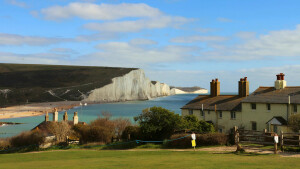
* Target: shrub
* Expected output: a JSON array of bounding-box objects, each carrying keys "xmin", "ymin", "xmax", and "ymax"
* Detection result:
[
  {"xmin": 182, "ymin": 115, "xmax": 215, "ymax": 133},
  {"xmin": 74, "ymin": 116, "xmax": 116, "ymax": 144},
  {"xmin": 165, "ymin": 133, "xmax": 228, "ymax": 148},
  {"xmin": 46, "ymin": 121, "xmax": 72, "ymax": 143},
  {"xmin": 121, "ymin": 126, "xmax": 141, "ymax": 141},
  {"xmin": 10, "ymin": 130, "xmax": 45, "ymax": 148},
  {"xmin": 134, "ymin": 107, "xmax": 184, "ymax": 140},
  {"xmin": 112, "ymin": 118, "xmax": 132, "ymax": 139},
  {"xmin": 288, "ymin": 114, "xmax": 300, "ymax": 132},
  {"xmin": 0, "ymin": 138, "xmax": 11, "ymax": 150}
]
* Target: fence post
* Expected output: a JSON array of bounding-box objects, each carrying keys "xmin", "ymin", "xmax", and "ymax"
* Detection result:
[
  {"xmin": 298, "ymin": 130, "xmax": 300, "ymax": 147},
  {"xmin": 274, "ymin": 133, "xmax": 278, "ymax": 154},
  {"xmin": 280, "ymin": 131, "xmax": 284, "ymax": 152},
  {"xmin": 234, "ymin": 126, "xmax": 239, "ymax": 145}
]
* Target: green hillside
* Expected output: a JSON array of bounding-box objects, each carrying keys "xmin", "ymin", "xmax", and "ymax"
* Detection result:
[{"xmin": 0, "ymin": 63, "xmax": 137, "ymax": 107}]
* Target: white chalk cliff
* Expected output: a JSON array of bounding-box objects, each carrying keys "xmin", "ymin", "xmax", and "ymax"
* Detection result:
[
  {"xmin": 170, "ymin": 88, "xmax": 208, "ymax": 95},
  {"xmin": 84, "ymin": 69, "xmax": 172, "ymax": 102}
]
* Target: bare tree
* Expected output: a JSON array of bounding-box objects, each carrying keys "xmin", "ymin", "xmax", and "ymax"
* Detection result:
[{"xmin": 47, "ymin": 121, "xmax": 72, "ymax": 143}]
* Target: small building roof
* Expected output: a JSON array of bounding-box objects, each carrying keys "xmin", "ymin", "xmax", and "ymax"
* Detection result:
[
  {"xmin": 266, "ymin": 116, "xmax": 287, "ymax": 125},
  {"xmin": 181, "ymin": 95, "xmax": 244, "ymax": 111},
  {"xmin": 242, "ymin": 86, "xmax": 300, "ymax": 104}
]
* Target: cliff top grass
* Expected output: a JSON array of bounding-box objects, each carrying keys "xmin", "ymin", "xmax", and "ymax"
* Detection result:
[
  {"xmin": 0, "ymin": 63, "xmax": 137, "ymax": 106},
  {"xmin": 0, "ymin": 150, "xmax": 299, "ymax": 169}
]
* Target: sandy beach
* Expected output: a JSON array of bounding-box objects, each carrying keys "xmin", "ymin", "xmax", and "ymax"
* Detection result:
[{"xmin": 0, "ymin": 101, "xmax": 82, "ymax": 120}]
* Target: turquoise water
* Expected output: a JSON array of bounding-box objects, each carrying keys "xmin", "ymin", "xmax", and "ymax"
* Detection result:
[{"xmin": 0, "ymin": 94, "xmax": 199, "ymax": 138}]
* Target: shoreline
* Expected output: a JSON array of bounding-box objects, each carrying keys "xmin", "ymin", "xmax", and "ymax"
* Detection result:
[
  {"xmin": 0, "ymin": 95, "xmax": 182, "ymax": 120},
  {"xmin": 0, "ymin": 101, "xmax": 87, "ymax": 120}
]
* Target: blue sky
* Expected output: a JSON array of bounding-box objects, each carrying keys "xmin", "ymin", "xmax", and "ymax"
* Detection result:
[{"xmin": 1, "ymin": 0, "xmax": 300, "ymax": 92}]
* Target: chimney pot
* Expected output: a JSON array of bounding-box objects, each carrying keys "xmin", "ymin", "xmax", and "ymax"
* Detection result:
[
  {"xmin": 244, "ymin": 77, "xmax": 247, "ymax": 81},
  {"xmin": 215, "ymin": 78, "xmax": 218, "ymax": 82}
]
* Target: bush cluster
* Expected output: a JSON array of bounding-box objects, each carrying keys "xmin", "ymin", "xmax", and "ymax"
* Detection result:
[
  {"xmin": 165, "ymin": 133, "xmax": 228, "ymax": 148},
  {"xmin": 74, "ymin": 116, "xmax": 131, "ymax": 144},
  {"xmin": 10, "ymin": 130, "xmax": 45, "ymax": 147},
  {"xmin": 0, "ymin": 138, "xmax": 11, "ymax": 150}
]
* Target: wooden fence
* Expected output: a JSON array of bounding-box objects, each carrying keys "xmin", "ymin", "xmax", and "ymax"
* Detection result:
[{"xmin": 233, "ymin": 126, "xmax": 300, "ymax": 153}]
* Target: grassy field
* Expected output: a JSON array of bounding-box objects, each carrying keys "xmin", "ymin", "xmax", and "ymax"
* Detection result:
[{"xmin": 0, "ymin": 150, "xmax": 299, "ymax": 169}]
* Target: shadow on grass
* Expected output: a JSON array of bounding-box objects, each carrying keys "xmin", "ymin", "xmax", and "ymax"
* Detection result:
[{"xmin": 213, "ymin": 151, "xmax": 273, "ymax": 156}]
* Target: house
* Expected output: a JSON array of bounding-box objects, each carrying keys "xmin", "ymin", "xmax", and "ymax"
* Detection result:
[
  {"xmin": 181, "ymin": 73, "xmax": 299, "ymax": 133},
  {"xmin": 32, "ymin": 109, "xmax": 86, "ymax": 147},
  {"xmin": 241, "ymin": 73, "xmax": 299, "ymax": 133},
  {"xmin": 181, "ymin": 78, "xmax": 248, "ymax": 133}
]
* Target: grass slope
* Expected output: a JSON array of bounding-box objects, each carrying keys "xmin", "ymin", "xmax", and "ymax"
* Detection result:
[
  {"xmin": 0, "ymin": 150, "xmax": 299, "ymax": 169},
  {"xmin": 0, "ymin": 63, "xmax": 137, "ymax": 106}
]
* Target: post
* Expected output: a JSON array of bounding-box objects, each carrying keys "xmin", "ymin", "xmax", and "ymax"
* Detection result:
[
  {"xmin": 280, "ymin": 131, "xmax": 284, "ymax": 152},
  {"xmin": 274, "ymin": 142, "xmax": 277, "ymax": 154},
  {"xmin": 274, "ymin": 133, "xmax": 278, "ymax": 154},
  {"xmin": 298, "ymin": 130, "xmax": 300, "ymax": 147},
  {"xmin": 234, "ymin": 126, "xmax": 238, "ymax": 145}
]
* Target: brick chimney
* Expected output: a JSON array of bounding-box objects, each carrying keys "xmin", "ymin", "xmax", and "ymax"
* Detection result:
[
  {"xmin": 210, "ymin": 79, "xmax": 215, "ymax": 97},
  {"xmin": 210, "ymin": 78, "xmax": 220, "ymax": 97},
  {"xmin": 275, "ymin": 73, "xmax": 286, "ymax": 90},
  {"xmin": 63, "ymin": 111, "xmax": 68, "ymax": 122},
  {"xmin": 214, "ymin": 78, "xmax": 220, "ymax": 96},
  {"xmin": 73, "ymin": 112, "xmax": 78, "ymax": 125},
  {"xmin": 239, "ymin": 77, "xmax": 249, "ymax": 97}
]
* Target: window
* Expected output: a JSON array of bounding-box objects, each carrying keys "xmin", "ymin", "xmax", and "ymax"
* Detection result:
[
  {"xmin": 219, "ymin": 111, "xmax": 222, "ymax": 118},
  {"xmin": 188, "ymin": 109, "xmax": 193, "ymax": 115},
  {"xmin": 267, "ymin": 104, "xmax": 271, "ymax": 111},
  {"xmin": 251, "ymin": 121, "xmax": 257, "ymax": 131},
  {"xmin": 201, "ymin": 110, "xmax": 204, "ymax": 116},
  {"xmin": 208, "ymin": 110, "xmax": 210, "ymax": 114},
  {"xmin": 251, "ymin": 103, "xmax": 256, "ymax": 110},
  {"xmin": 231, "ymin": 111, "xmax": 236, "ymax": 119},
  {"xmin": 218, "ymin": 128, "xmax": 223, "ymax": 133},
  {"xmin": 294, "ymin": 104, "xmax": 297, "ymax": 113}
]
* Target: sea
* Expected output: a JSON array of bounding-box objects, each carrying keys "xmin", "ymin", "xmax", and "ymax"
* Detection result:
[{"xmin": 0, "ymin": 94, "xmax": 200, "ymax": 138}]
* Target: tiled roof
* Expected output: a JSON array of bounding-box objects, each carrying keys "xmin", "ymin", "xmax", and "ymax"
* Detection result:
[
  {"xmin": 242, "ymin": 86, "xmax": 300, "ymax": 104},
  {"xmin": 181, "ymin": 95, "xmax": 244, "ymax": 111},
  {"xmin": 266, "ymin": 116, "xmax": 287, "ymax": 125}
]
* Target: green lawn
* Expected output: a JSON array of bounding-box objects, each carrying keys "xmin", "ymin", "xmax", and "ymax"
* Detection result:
[{"xmin": 0, "ymin": 150, "xmax": 299, "ymax": 169}]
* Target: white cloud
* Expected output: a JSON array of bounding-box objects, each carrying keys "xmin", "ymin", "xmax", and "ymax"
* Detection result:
[
  {"xmin": 146, "ymin": 65, "xmax": 300, "ymax": 92},
  {"xmin": 40, "ymin": 3, "xmax": 162, "ymax": 20},
  {"xmin": 0, "ymin": 52, "xmax": 66, "ymax": 65},
  {"xmin": 129, "ymin": 38, "xmax": 157, "ymax": 46},
  {"xmin": 0, "ymin": 33, "xmax": 70, "ymax": 46},
  {"xmin": 49, "ymin": 48, "xmax": 77, "ymax": 54},
  {"xmin": 235, "ymin": 32, "xmax": 256, "ymax": 40},
  {"xmin": 69, "ymin": 41, "xmax": 199, "ymax": 67},
  {"xmin": 84, "ymin": 16, "xmax": 192, "ymax": 32},
  {"xmin": 217, "ymin": 17, "xmax": 232, "ymax": 23},
  {"xmin": 5, "ymin": 0, "xmax": 27, "ymax": 8},
  {"xmin": 195, "ymin": 25, "xmax": 300, "ymax": 61},
  {"xmin": 170, "ymin": 35, "xmax": 228, "ymax": 43}
]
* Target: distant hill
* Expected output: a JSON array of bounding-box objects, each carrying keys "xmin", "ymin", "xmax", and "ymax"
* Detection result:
[{"xmin": 0, "ymin": 63, "xmax": 137, "ymax": 107}]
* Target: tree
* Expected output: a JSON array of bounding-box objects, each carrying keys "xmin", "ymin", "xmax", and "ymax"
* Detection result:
[
  {"xmin": 183, "ymin": 115, "xmax": 199, "ymax": 131},
  {"xmin": 288, "ymin": 114, "xmax": 300, "ymax": 132},
  {"xmin": 46, "ymin": 121, "xmax": 72, "ymax": 143},
  {"xmin": 134, "ymin": 107, "xmax": 184, "ymax": 140},
  {"xmin": 182, "ymin": 115, "xmax": 215, "ymax": 133}
]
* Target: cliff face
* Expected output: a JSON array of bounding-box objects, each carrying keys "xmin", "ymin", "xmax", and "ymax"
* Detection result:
[
  {"xmin": 84, "ymin": 69, "xmax": 172, "ymax": 102},
  {"xmin": 170, "ymin": 87, "xmax": 208, "ymax": 95},
  {"xmin": 0, "ymin": 64, "xmax": 172, "ymax": 106}
]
